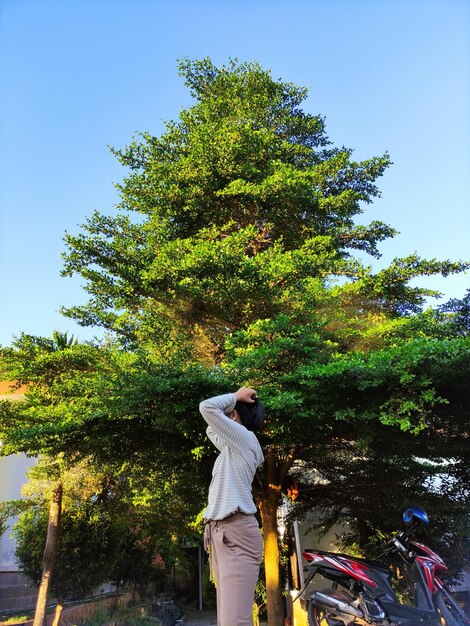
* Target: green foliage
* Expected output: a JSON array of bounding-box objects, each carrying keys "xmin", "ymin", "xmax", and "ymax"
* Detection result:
[
  {"xmin": 288, "ymin": 337, "xmax": 470, "ymax": 434},
  {"xmin": 13, "ymin": 501, "xmax": 121, "ymax": 600},
  {"xmin": 0, "ymin": 502, "xmax": 8, "ymax": 537},
  {"xmin": 128, "ymin": 617, "xmax": 163, "ymax": 626},
  {"xmin": 80, "ymin": 604, "xmax": 114, "ymax": 626},
  {"xmin": 80, "ymin": 604, "xmax": 158, "ymax": 626},
  {"xmin": 60, "ymin": 58, "xmax": 467, "ymax": 358},
  {"xmin": 0, "ymin": 614, "xmax": 31, "ymax": 624},
  {"xmin": 7, "ymin": 453, "xmax": 180, "ymax": 605},
  {"xmin": 110, "ymin": 524, "xmax": 175, "ymax": 596}
]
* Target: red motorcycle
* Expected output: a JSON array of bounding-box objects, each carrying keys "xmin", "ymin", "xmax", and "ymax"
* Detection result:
[{"xmin": 300, "ymin": 507, "xmax": 469, "ymax": 626}]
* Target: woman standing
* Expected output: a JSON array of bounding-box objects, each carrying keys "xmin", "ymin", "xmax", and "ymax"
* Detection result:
[{"xmin": 200, "ymin": 386, "xmax": 265, "ymax": 626}]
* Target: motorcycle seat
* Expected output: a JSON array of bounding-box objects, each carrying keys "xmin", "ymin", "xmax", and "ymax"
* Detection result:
[{"xmin": 304, "ymin": 548, "xmax": 391, "ymax": 572}]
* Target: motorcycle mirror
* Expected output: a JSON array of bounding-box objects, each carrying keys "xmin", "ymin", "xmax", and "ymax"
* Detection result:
[{"xmin": 403, "ymin": 506, "xmax": 429, "ymax": 526}]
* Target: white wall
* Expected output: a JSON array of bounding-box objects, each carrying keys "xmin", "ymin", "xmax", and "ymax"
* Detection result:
[{"xmin": 0, "ymin": 454, "xmax": 36, "ymax": 570}]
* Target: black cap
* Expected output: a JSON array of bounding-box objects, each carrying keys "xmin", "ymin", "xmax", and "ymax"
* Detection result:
[{"xmin": 235, "ymin": 398, "xmax": 265, "ymax": 432}]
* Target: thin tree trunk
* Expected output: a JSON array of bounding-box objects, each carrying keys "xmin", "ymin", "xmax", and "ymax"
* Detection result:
[
  {"xmin": 114, "ymin": 581, "xmax": 120, "ymax": 607},
  {"xmin": 33, "ymin": 483, "xmax": 63, "ymax": 626},
  {"xmin": 52, "ymin": 599, "xmax": 64, "ymax": 626},
  {"xmin": 132, "ymin": 582, "xmax": 137, "ymax": 603}
]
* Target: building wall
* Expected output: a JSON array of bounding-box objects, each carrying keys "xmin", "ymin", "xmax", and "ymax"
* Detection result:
[
  {"xmin": 0, "ymin": 454, "xmax": 36, "ymax": 571},
  {"xmin": 0, "ymin": 452, "xmax": 38, "ymax": 613},
  {"xmin": 0, "ymin": 383, "xmax": 37, "ymax": 612}
]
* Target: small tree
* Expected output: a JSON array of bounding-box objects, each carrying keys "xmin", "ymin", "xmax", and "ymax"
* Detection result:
[
  {"xmin": 9, "ymin": 456, "xmax": 126, "ymax": 624},
  {"xmin": 15, "ymin": 498, "xmax": 121, "ymax": 624}
]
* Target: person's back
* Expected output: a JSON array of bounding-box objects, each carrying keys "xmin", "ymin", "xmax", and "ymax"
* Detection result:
[{"xmin": 200, "ymin": 387, "xmax": 264, "ymax": 626}]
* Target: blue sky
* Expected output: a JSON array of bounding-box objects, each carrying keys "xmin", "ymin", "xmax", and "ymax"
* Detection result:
[{"xmin": 1, "ymin": 0, "xmax": 469, "ymax": 346}]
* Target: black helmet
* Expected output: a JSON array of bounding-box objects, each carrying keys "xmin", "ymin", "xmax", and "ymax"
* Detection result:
[{"xmin": 235, "ymin": 398, "xmax": 265, "ymax": 432}]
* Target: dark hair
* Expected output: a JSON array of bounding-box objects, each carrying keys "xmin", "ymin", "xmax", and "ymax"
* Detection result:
[{"xmin": 235, "ymin": 398, "xmax": 265, "ymax": 432}]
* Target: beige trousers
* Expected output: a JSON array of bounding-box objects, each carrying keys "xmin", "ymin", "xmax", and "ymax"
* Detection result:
[{"xmin": 205, "ymin": 512, "xmax": 263, "ymax": 626}]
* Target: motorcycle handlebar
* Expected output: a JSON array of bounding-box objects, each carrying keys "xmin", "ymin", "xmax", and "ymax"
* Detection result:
[
  {"xmin": 381, "ymin": 532, "xmax": 410, "ymax": 555},
  {"xmin": 383, "ymin": 532, "xmax": 418, "ymax": 564},
  {"xmin": 391, "ymin": 536, "xmax": 408, "ymax": 553}
]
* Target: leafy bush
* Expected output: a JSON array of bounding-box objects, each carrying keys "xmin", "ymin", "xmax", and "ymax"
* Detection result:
[
  {"xmin": 81, "ymin": 604, "xmax": 113, "ymax": 626},
  {"xmin": 80, "ymin": 604, "xmax": 155, "ymax": 626},
  {"xmin": 0, "ymin": 615, "xmax": 31, "ymax": 624},
  {"xmin": 14, "ymin": 504, "xmax": 122, "ymax": 601}
]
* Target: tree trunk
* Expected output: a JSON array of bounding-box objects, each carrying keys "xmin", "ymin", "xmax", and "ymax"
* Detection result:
[
  {"xmin": 256, "ymin": 448, "xmax": 295, "ymax": 626},
  {"xmin": 33, "ymin": 483, "xmax": 63, "ymax": 626},
  {"xmin": 260, "ymin": 499, "xmax": 284, "ymax": 626},
  {"xmin": 52, "ymin": 599, "xmax": 64, "ymax": 626},
  {"xmin": 114, "ymin": 581, "xmax": 120, "ymax": 607}
]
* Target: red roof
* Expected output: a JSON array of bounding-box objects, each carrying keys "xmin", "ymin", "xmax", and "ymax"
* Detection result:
[{"xmin": 0, "ymin": 380, "xmax": 28, "ymax": 396}]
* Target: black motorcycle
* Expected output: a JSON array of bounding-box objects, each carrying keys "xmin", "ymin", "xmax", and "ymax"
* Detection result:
[{"xmin": 299, "ymin": 506, "xmax": 469, "ymax": 626}]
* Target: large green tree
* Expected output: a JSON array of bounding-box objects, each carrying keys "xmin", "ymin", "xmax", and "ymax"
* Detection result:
[{"xmin": 2, "ymin": 59, "xmax": 469, "ymax": 626}]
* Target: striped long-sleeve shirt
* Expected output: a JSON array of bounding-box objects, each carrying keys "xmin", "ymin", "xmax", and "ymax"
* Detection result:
[{"xmin": 199, "ymin": 393, "xmax": 264, "ymax": 521}]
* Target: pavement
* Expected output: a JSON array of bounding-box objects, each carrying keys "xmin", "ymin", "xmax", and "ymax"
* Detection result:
[
  {"xmin": 182, "ymin": 609, "xmax": 217, "ymax": 625},
  {"xmin": 182, "ymin": 609, "xmax": 268, "ymax": 625}
]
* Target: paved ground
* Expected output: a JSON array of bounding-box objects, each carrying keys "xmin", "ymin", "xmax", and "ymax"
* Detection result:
[
  {"xmin": 183, "ymin": 609, "xmax": 217, "ymax": 625},
  {"xmin": 182, "ymin": 609, "xmax": 268, "ymax": 625}
]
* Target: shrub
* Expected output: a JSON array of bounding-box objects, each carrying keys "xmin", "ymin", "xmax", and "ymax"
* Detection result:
[{"xmin": 150, "ymin": 601, "xmax": 182, "ymax": 626}]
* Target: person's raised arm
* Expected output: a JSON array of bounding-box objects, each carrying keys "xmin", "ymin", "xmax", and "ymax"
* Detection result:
[
  {"xmin": 206, "ymin": 426, "xmax": 226, "ymax": 451},
  {"xmin": 199, "ymin": 388, "xmax": 256, "ymax": 451}
]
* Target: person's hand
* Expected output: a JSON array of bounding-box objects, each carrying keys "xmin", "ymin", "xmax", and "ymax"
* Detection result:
[{"xmin": 234, "ymin": 386, "xmax": 257, "ymax": 403}]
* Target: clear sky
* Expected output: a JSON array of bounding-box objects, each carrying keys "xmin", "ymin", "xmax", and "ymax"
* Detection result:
[{"xmin": 1, "ymin": 0, "xmax": 469, "ymax": 347}]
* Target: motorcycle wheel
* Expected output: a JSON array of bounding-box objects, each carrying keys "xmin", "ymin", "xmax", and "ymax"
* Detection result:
[
  {"xmin": 435, "ymin": 592, "xmax": 470, "ymax": 626},
  {"xmin": 307, "ymin": 603, "xmax": 337, "ymax": 626}
]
